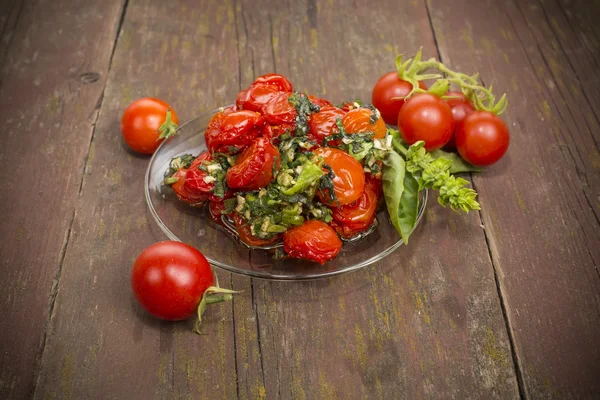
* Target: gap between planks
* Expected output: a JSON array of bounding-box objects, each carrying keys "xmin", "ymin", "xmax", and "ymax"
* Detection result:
[{"xmin": 29, "ymin": 0, "xmax": 131, "ymax": 397}]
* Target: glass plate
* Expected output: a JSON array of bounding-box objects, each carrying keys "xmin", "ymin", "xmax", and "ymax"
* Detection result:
[{"xmin": 145, "ymin": 108, "xmax": 427, "ymax": 280}]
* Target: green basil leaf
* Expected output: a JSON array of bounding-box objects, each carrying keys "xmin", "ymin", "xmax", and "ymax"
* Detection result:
[
  {"xmin": 397, "ymin": 169, "xmax": 419, "ymax": 243},
  {"xmin": 430, "ymin": 149, "xmax": 483, "ymax": 173}
]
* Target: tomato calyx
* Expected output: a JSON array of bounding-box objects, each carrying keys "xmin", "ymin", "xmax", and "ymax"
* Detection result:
[
  {"xmin": 157, "ymin": 108, "xmax": 179, "ymax": 140},
  {"xmin": 195, "ymin": 286, "xmax": 239, "ymax": 334}
]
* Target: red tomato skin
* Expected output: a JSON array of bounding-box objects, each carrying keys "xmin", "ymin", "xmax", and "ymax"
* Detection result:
[
  {"xmin": 205, "ymin": 110, "xmax": 266, "ymax": 154},
  {"xmin": 398, "ymin": 93, "xmax": 455, "ymax": 151},
  {"xmin": 308, "ymin": 106, "xmax": 346, "ymax": 144},
  {"xmin": 444, "ymin": 91, "xmax": 475, "ymax": 150},
  {"xmin": 252, "ymin": 73, "xmax": 293, "ymax": 91},
  {"xmin": 171, "ymin": 169, "xmax": 207, "ymax": 204},
  {"xmin": 226, "ymin": 137, "xmax": 280, "ymax": 190},
  {"xmin": 261, "ymin": 91, "xmax": 297, "ymax": 126},
  {"xmin": 236, "ymin": 74, "xmax": 293, "ymax": 111},
  {"xmin": 121, "ymin": 98, "xmax": 179, "ymax": 154},
  {"xmin": 313, "ymin": 147, "xmax": 365, "ymax": 206},
  {"xmin": 372, "ymin": 72, "xmax": 427, "ymax": 125},
  {"xmin": 283, "ymin": 220, "xmax": 342, "ymax": 264},
  {"xmin": 365, "ymin": 174, "xmax": 383, "ymax": 199},
  {"xmin": 342, "ymin": 108, "xmax": 387, "ymax": 139},
  {"xmin": 131, "ymin": 241, "xmax": 214, "ymax": 321},
  {"xmin": 308, "ymin": 95, "xmax": 333, "ymax": 108},
  {"xmin": 455, "ymin": 111, "xmax": 510, "ymax": 166},
  {"xmin": 233, "ymin": 214, "xmax": 280, "ymax": 247},
  {"xmin": 331, "ymin": 185, "xmax": 378, "ymax": 238}
]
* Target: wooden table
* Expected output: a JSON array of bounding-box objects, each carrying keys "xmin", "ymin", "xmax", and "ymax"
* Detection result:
[{"xmin": 1, "ymin": 0, "xmax": 599, "ymax": 398}]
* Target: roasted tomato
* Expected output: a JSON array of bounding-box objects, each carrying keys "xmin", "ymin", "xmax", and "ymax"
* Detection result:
[
  {"xmin": 183, "ymin": 152, "xmax": 216, "ymax": 198},
  {"xmin": 208, "ymin": 199, "xmax": 233, "ymax": 225},
  {"xmin": 342, "ymin": 107, "xmax": 386, "ymax": 139},
  {"xmin": 365, "ymin": 174, "xmax": 383, "ymax": 198},
  {"xmin": 205, "ymin": 109, "xmax": 267, "ymax": 154},
  {"xmin": 226, "ymin": 137, "xmax": 280, "ymax": 190},
  {"xmin": 313, "ymin": 147, "xmax": 365, "ymax": 206},
  {"xmin": 233, "ymin": 213, "xmax": 280, "ymax": 247},
  {"xmin": 170, "ymin": 169, "xmax": 206, "ymax": 204},
  {"xmin": 261, "ymin": 91, "xmax": 297, "ymax": 127},
  {"xmin": 283, "ymin": 220, "xmax": 342, "ymax": 264},
  {"xmin": 236, "ymin": 74, "xmax": 293, "ymax": 112},
  {"xmin": 308, "ymin": 95, "xmax": 332, "ymax": 108},
  {"xmin": 331, "ymin": 185, "xmax": 378, "ymax": 238},
  {"xmin": 308, "ymin": 106, "xmax": 346, "ymax": 144}
]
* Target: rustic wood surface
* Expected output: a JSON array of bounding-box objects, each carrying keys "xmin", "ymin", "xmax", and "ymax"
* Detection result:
[{"xmin": 0, "ymin": 0, "xmax": 598, "ymax": 399}]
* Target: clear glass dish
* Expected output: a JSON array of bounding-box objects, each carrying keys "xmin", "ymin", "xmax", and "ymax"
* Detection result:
[{"xmin": 145, "ymin": 108, "xmax": 427, "ymax": 280}]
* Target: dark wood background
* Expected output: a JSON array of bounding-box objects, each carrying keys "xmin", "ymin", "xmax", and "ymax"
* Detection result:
[{"xmin": 0, "ymin": 0, "xmax": 598, "ymax": 399}]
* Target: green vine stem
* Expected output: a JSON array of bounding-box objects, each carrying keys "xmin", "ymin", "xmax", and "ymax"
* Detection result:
[{"xmin": 195, "ymin": 286, "xmax": 240, "ymax": 334}]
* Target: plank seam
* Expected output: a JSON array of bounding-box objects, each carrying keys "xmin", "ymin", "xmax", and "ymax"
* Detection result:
[
  {"xmin": 230, "ymin": 274, "xmax": 241, "ymax": 400},
  {"xmin": 0, "ymin": 0, "xmax": 25, "ymax": 91},
  {"xmin": 30, "ymin": 0, "xmax": 130, "ymax": 397},
  {"xmin": 250, "ymin": 280, "xmax": 267, "ymax": 386},
  {"xmin": 423, "ymin": 1, "xmax": 527, "ymax": 398}
]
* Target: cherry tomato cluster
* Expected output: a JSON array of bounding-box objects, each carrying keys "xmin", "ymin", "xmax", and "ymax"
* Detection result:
[
  {"xmin": 165, "ymin": 74, "xmax": 391, "ymax": 264},
  {"xmin": 372, "ymin": 57, "xmax": 510, "ymax": 166}
]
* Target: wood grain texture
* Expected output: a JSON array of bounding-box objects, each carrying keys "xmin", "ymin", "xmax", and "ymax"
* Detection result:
[
  {"xmin": 232, "ymin": 0, "xmax": 519, "ymax": 398},
  {"xmin": 428, "ymin": 0, "xmax": 600, "ymax": 397},
  {"xmin": 32, "ymin": 1, "xmax": 245, "ymax": 399},
  {"xmin": 0, "ymin": 1, "xmax": 126, "ymax": 398}
]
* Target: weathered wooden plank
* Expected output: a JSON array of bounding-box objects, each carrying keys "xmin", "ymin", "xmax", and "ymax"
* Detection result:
[
  {"xmin": 428, "ymin": 0, "xmax": 600, "ymax": 397},
  {"xmin": 232, "ymin": 0, "xmax": 520, "ymax": 398},
  {"xmin": 0, "ymin": 1, "xmax": 126, "ymax": 398},
  {"xmin": 33, "ymin": 1, "xmax": 244, "ymax": 399}
]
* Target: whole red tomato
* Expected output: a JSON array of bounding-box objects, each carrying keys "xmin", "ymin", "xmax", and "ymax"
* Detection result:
[
  {"xmin": 283, "ymin": 220, "xmax": 342, "ymax": 264},
  {"xmin": 444, "ymin": 91, "xmax": 475, "ymax": 150},
  {"xmin": 205, "ymin": 109, "xmax": 266, "ymax": 154},
  {"xmin": 121, "ymin": 98, "xmax": 179, "ymax": 154},
  {"xmin": 226, "ymin": 137, "xmax": 280, "ymax": 190},
  {"xmin": 236, "ymin": 74, "xmax": 293, "ymax": 112},
  {"xmin": 372, "ymin": 72, "xmax": 427, "ymax": 125},
  {"xmin": 455, "ymin": 111, "xmax": 510, "ymax": 166},
  {"xmin": 342, "ymin": 107, "xmax": 387, "ymax": 139},
  {"xmin": 308, "ymin": 106, "xmax": 346, "ymax": 144},
  {"xmin": 398, "ymin": 93, "xmax": 454, "ymax": 151},
  {"xmin": 233, "ymin": 214, "xmax": 280, "ymax": 247},
  {"xmin": 131, "ymin": 241, "xmax": 214, "ymax": 320},
  {"xmin": 313, "ymin": 147, "xmax": 365, "ymax": 206},
  {"xmin": 331, "ymin": 185, "xmax": 378, "ymax": 238}
]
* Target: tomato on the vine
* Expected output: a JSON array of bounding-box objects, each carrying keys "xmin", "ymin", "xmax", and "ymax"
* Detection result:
[
  {"xmin": 308, "ymin": 106, "xmax": 346, "ymax": 143},
  {"xmin": 398, "ymin": 93, "xmax": 454, "ymax": 151},
  {"xmin": 131, "ymin": 241, "xmax": 214, "ymax": 321},
  {"xmin": 121, "ymin": 98, "xmax": 179, "ymax": 154},
  {"xmin": 444, "ymin": 91, "xmax": 475, "ymax": 150},
  {"xmin": 342, "ymin": 107, "xmax": 386, "ymax": 139},
  {"xmin": 226, "ymin": 137, "xmax": 280, "ymax": 190},
  {"xmin": 283, "ymin": 220, "xmax": 342, "ymax": 264},
  {"xmin": 372, "ymin": 72, "xmax": 427, "ymax": 125},
  {"xmin": 455, "ymin": 111, "xmax": 510, "ymax": 166},
  {"xmin": 331, "ymin": 185, "xmax": 378, "ymax": 238},
  {"xmin": 205, "ymin": 109, "xmax": 266, "ymax": 154},
  {"xmin": 313, "ymin": 147, "xmax": 365, "ymax": 206}
]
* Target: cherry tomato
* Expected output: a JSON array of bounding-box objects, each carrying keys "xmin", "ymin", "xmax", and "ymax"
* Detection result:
[
  {"xmin": 308, "ymin": 106, "xmax": 346, "ymax": 144},
  {"xmin": 205, "ymin": 109, "xmax": 266, "ymax": 154},
  {"xmin": 455, "ymin": 111, "xmax": 510, "ymax": 166},
  {"xmin": 342, "ymin": 107, "xmax": 386, "ymax": 139},
  {"xmin": 283, "ymin": 220, "xmax": 342, "ymax": 264},
  {"xmin": 208, "ymin": 200, "xmax": 227, "ymax": 224},
  {"xmin": 261, "ymin": 91, "xmax": 297, "ymax": 126},
  {"xmin": 398, "ymin": 93, "xmax": 454, "ymax": 151},
  {"xmin": 365, "ymin": 173, "xmax": 383, "ymax": 198},
  {"xmin": 444, "ymin": 91, "xmax": 475, "ymax": 150},
  {"xmin": 121, "ymin": 98, "xmax": 179, "ymax": 154},
  {"xmin": 331, "ymin": 185, "xmax": 378, "ymax": 238},
  {"xmin": 131, "ymin": 241, "xmax": 214, "ymax": 321},
  {"xmin": 236, "ymin": 74, "xmax": 293, "ymax": 112},
  {"xmin": 226, "ymin": 137, "xmax": 280, "ymax": 190},
  {"xmin": 372, "ymin": 72, "xmax": 427, "ymax": 125},
  {"xmin": 308, "ymin": 95, "xmax": 333, "ymax": 108},
  {"xmin": 233, "ymin": 214, "xmax": 280, "ymax": 247},
  {"xmin": 313, "ymin": 147, "xmax": 365, "ymax": 206},
  {"xmin": 171, "ymin": 169, "xmax": 206, "ymax": 204}
]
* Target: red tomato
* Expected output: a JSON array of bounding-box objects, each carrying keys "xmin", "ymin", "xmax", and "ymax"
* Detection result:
[
  {"xmin": 131, "ymin": 241, "xmax": 214, "ymax": 321},
  {"xmin": 233, "ymin": 214, "xmax": 280, "ymax": 247},
  {"xmin": 398, "ymin": 93, "xmax": 454, "ymax": 151},
  {"xmin": 236, "ymin": 74, "xmax": 293, "ymax": 112},
  {"xmin": 283, "ymin": 220, "xmax": 342, "ymax": 264},
  {"xmin": 208, "ymin": 200, "xmax": 226, "ymax": 224},
  {"xmin": 261, "ymin": 91, "xmax": 297, "ymax": 126},
  {"xmin": 455, "ymin": 111, "xmax": 510, "ymax": 166},
  {"xmin": 171, "ymin": 169, "xmax": 206, "ymax": 204},
  {"xmin": 342, "ymin": 107, "xmax": 386, "ymax": 139},
  {"xmin": 313, "ymin": 147, "xmax": 365, "ymax": 206},
  {"xmin": 331, "ymin": 185, "xmax": 378, "ymax": 238},
  {"xmin": 205, "ymin": 109, "xmax": 266, "ymax": 154},
  {"xmin": 444, "ymin": 91, "xmax": 475, "ymax": 150},
  {"xmin": 372, "ymin": 72, "xmax": 427, "ymax": 125},
  {"xmin": 365, "ymin": 174, "xmax": 383, "ymax": 198},
  {"xmin": 308, "ymin": 106, "xmax": 346, "ymax": 144},
  {"xmin": 308, "ymin": 95, "xmax": 333, "ymax": 108},
  {"xmin": 183, "ymin": 152, "xmax": 216, "ymax": 199},
  {"xmin": 226, "ymin": 137, "xmax": 280, "ymax": 190},
  {"xmin": 121, "ymin": 98, "xmax": 179, "ymax": 154}
]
